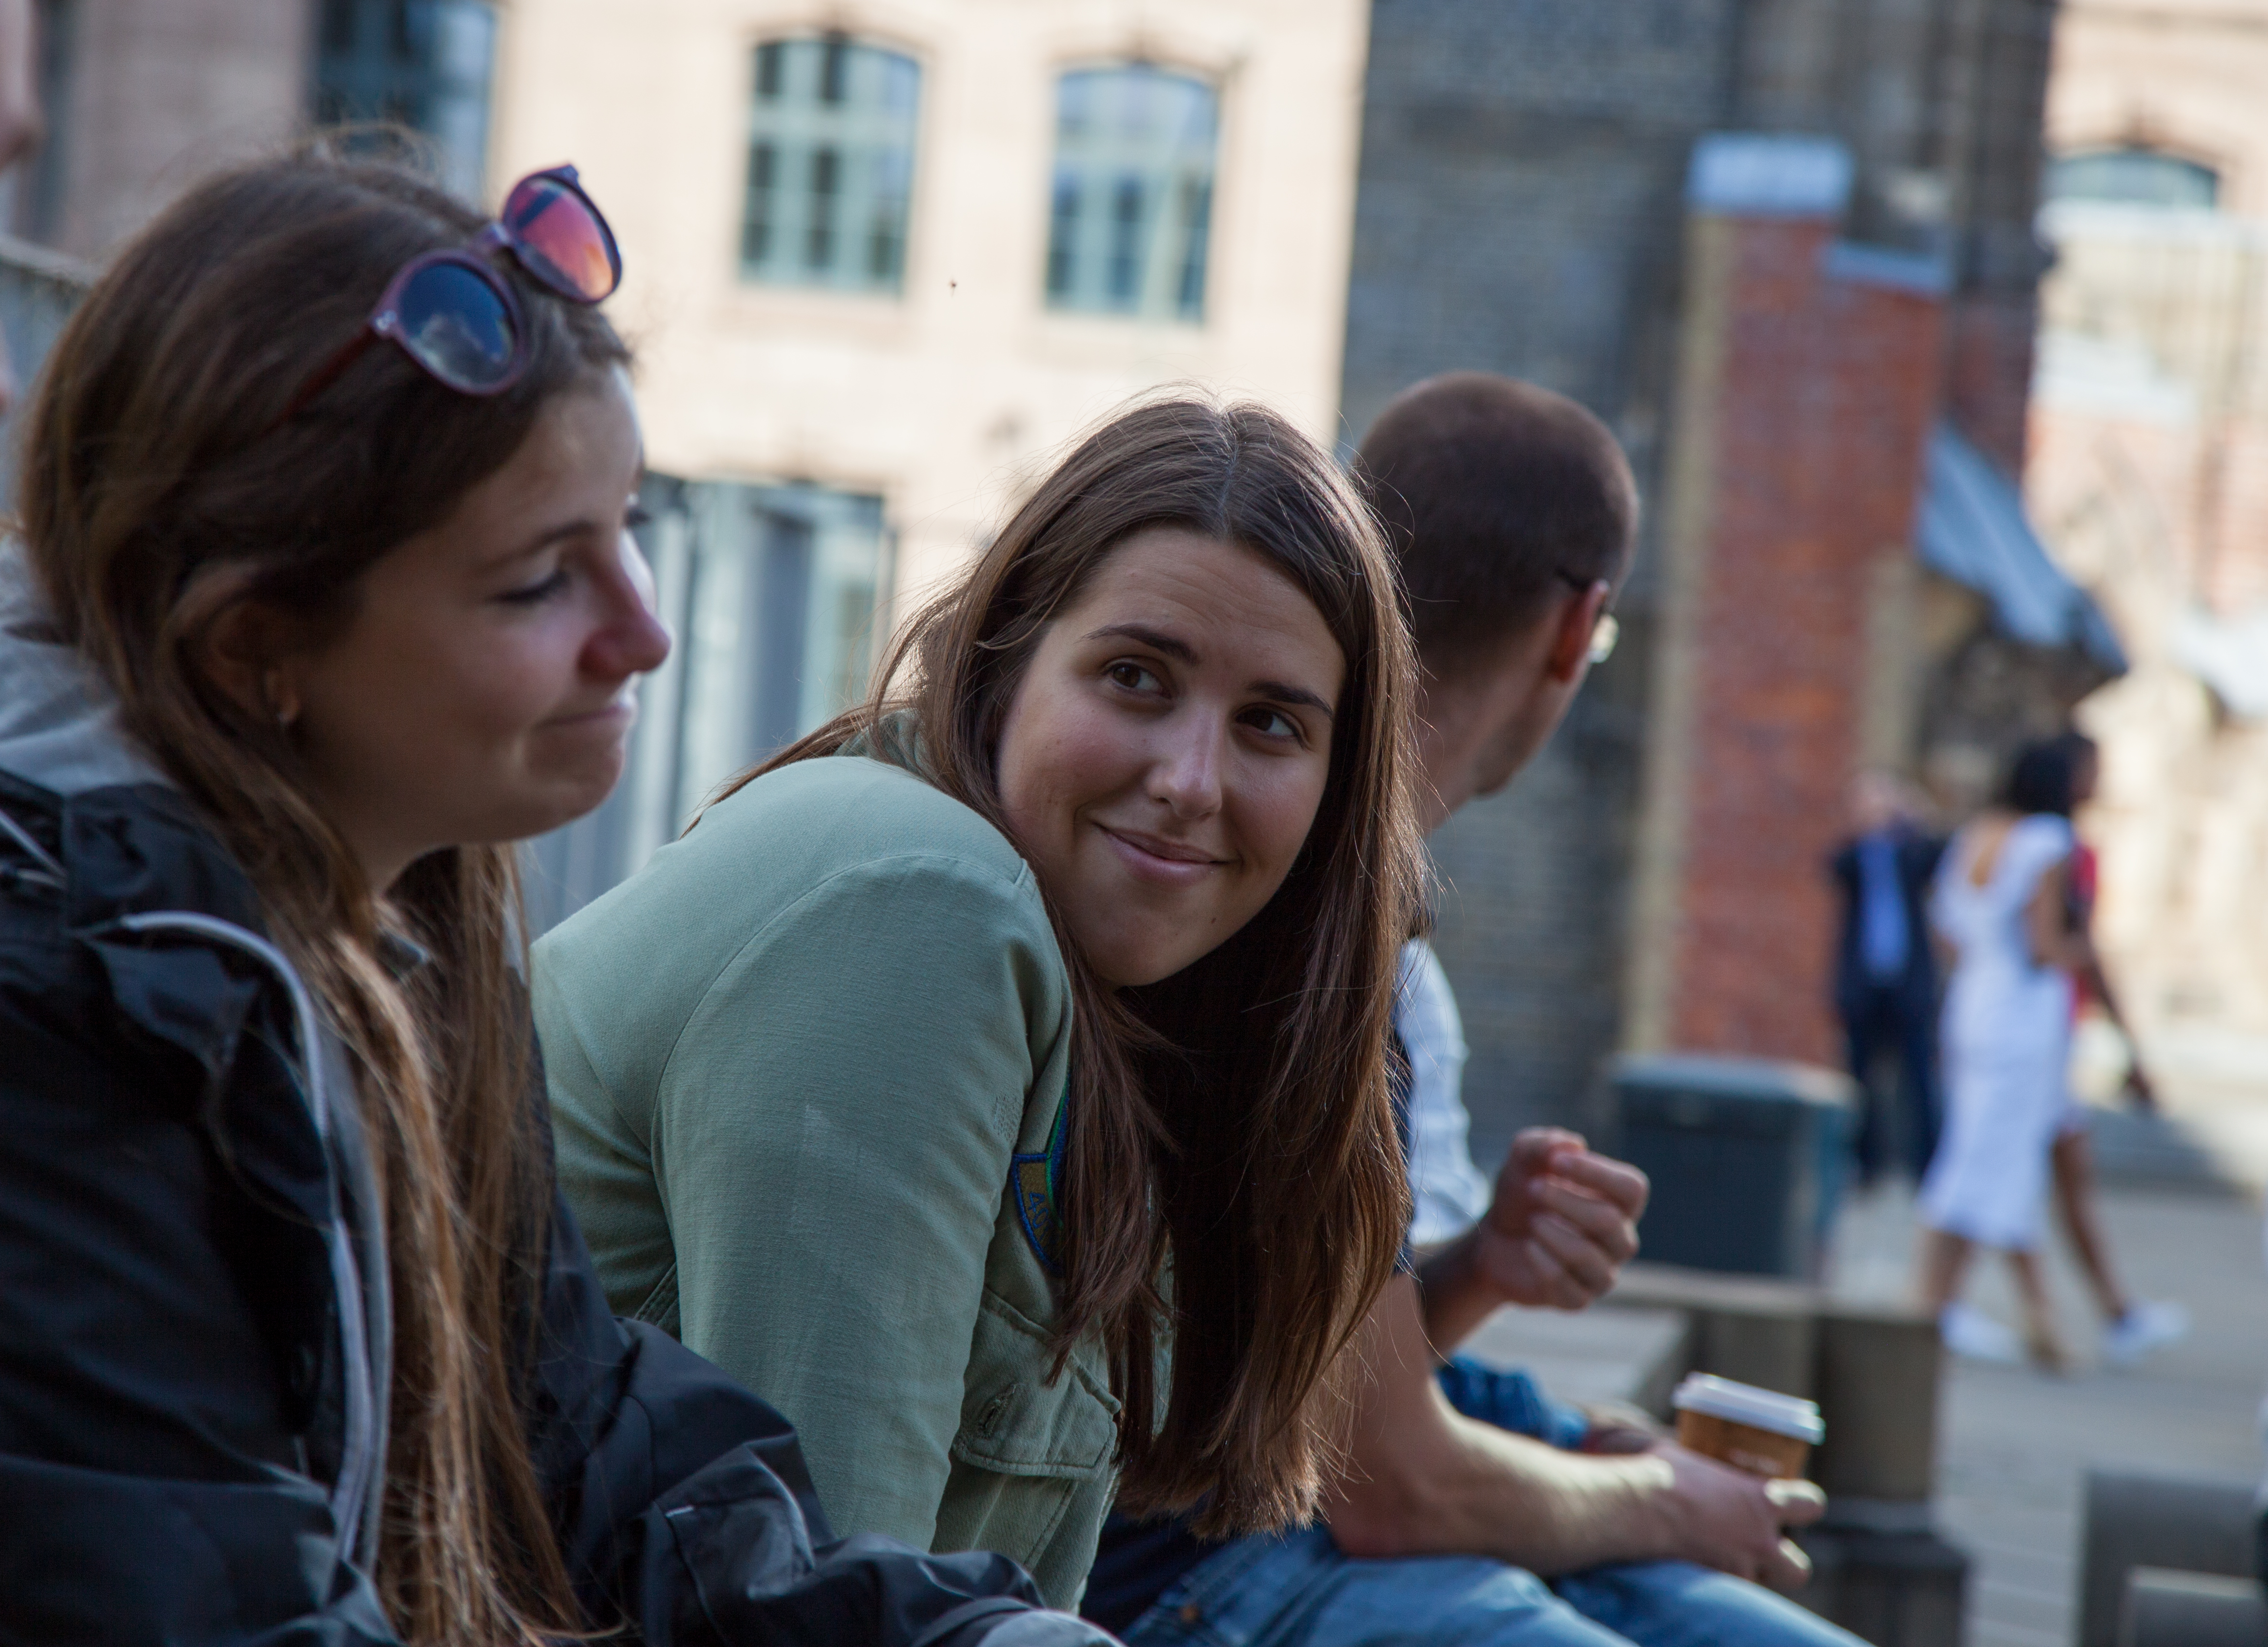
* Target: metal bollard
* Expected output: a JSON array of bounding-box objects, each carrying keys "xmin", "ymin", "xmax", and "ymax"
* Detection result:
[
  {"xmin": 2117, "ymin": 1567, "xmax": 2268, "ymax": 1647},
  {"xmin": 2079, "ymin": 1469, "xmax": 2261, "ymax": 1647}
]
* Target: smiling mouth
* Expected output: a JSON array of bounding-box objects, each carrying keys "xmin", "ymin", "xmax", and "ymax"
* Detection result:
[
  {"xmin": 544, "ymin": 696, "xmax": 637, "ymax": 730},
  {"xmin": 1097, "ymin": 824, "xmax": 1228, "ymax": 873}
]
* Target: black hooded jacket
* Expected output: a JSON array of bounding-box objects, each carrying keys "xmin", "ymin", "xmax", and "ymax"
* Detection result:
[{"xmin": 0, "ymin": 556, "xmax": 1112, "ymax": 1647}]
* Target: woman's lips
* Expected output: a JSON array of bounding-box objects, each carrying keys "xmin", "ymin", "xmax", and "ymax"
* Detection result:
[
  {"xmin": 1097, "ymin": 824, "xmax": 1225, "ymax": 887},
  {"xmin": 541, "ymin": 696, "xmax": 637, "ymax": 735}
]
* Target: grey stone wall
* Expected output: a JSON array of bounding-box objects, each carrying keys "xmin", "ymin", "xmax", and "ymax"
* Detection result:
[
  {"xmin": 1343, "ymin": 0, "xmax": 1742, "ymax": 1164},
  {"xmin": 1339, "ymin": 0, "xmax": 1740, "ymax": 450}
]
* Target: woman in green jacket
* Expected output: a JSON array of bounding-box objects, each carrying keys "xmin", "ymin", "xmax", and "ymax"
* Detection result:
[{"xmin": 534, "ymin": 398, "xmax": 1424, "ymax": 1608}]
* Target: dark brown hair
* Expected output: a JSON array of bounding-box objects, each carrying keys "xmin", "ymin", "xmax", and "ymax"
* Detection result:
[
  {"xmin": 713, "ymin": 397, "xmax": 1423, "ymax": 1535},
  {"xmin": 1356, "ymin": 371, "xmax": 1637, "ymax": 675},
  {"xmin": 20, "ymin": 140, "xmax": 625, "ymax": 1643}
]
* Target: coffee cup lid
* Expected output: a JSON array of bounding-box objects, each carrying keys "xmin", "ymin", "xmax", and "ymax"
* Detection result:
[{"xmin": 1671, "ymin": 1373, "xmax": 1825, "ymax": 1443}]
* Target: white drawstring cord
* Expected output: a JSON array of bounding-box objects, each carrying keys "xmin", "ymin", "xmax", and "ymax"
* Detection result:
[{"xmin": 0, "ymin": 802, "xmax": 64, "ymax": 886}]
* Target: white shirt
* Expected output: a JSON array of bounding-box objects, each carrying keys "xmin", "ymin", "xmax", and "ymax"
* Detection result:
[{"xmin": 1396, "ymin": 939, "xmax": 1493, "ymax": 1244}]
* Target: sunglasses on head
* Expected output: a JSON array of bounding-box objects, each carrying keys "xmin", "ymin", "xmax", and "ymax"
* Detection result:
[{"xmin": 275, "ymin": 164, "xmax": 621, "ymax": 425}]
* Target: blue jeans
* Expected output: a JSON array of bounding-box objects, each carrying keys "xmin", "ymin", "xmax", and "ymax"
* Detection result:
[{"xmin": 1119, "ymin": 1526, "xmax": 1859, "ymax": 1647}]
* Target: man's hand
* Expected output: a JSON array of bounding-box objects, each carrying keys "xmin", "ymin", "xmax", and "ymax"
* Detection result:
[
  {"xmin": 1473, "ymin": 1128, "xmax": 1649, "ymax": 1311},
  {"xmin": 1646, "ymin": 1444, "xmax": 1825, "ymax": 1593}
]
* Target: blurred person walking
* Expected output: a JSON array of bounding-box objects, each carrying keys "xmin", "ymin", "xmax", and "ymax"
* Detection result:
[
  {"xmin": 1917, "ymin": 738, "xmax": 2179, "ymax": 1370},
  {"xmin": 1827, "ymin": 771, "xmax": 1946, "ymax": 1185},
  {"xmin": 2038, "ymin": 731, "xmax": 2188, "ymax": 1367}
]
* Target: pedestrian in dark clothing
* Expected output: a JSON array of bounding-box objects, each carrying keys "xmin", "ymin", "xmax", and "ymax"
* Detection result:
[
  {"xmin": 0, "ymin": 144, "xmax": 1111, "ymax": 1647},
  {"xmin": 1828, "ymin": 771, "xmax": 1947, "ymax": 1183}
]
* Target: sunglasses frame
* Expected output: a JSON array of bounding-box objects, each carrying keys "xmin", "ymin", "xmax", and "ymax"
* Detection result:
[{"xmin": 273, "ymin": 164, "xmax": 621, "ymax": 424}]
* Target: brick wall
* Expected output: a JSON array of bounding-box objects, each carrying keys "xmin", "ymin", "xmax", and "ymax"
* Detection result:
[
  {"xmin": 1944, "ymin": 289, "xmax": 2040, "ymax": 478},
  {"xmin": 1628, "ymin": 178, "xmax": 1947, "ymax": 1066},
  {"xmin": 1340, "ymin": 0, "xmax": 1738, "ymax": 443}
]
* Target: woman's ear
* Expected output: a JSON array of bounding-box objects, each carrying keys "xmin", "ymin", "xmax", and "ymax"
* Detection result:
[{"xmin": 197, "ymin": 593, "xmax": 306, "ymax": 728}]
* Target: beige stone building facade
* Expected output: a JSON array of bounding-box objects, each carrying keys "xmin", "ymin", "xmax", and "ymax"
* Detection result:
[
  {"xmin": 0, "ymin": 1, "xmax": 1370, "ymax": 916},
  {"xmin": 2029, "ymin": 0, "xmax": 2268, "ymax": 1103},
  {"xmin": 482, "ymin": 0, "xmax": 1372, "ymax": 911},
  {"xmin": 493, "ymin": 0, "xmax": 1366, "ymax": 599}
]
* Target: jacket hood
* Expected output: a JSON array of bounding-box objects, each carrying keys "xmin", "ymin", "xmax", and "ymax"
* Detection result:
[{"xmin": 0, "ymin": 539, "xmax": 168, "ymax": 799}]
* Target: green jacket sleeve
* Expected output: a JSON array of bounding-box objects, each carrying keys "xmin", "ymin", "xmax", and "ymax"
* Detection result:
[{"xmin": 646, "ymin": 848, "xmax": 1064, "ymax": 1553}]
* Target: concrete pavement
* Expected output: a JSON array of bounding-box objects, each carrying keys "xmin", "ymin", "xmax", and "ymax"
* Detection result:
[{"xmin": 1827, "ymin": 1174, "xmax": 2267, "ymax": 1647}]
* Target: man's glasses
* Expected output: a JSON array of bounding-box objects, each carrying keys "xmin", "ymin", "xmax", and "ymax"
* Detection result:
[
  {"xmin": 275, "ymin": 164, "xmax": 621, "ymax": 425},
  {"xmin": 1555, "ymin": 568, "xmax": 1621, "ymax": 665}
]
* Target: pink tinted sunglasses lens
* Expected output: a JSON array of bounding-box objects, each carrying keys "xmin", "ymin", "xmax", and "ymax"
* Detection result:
[{"xmin": 502, "ymin": 173, "xmax": 620, "ymax": 301}]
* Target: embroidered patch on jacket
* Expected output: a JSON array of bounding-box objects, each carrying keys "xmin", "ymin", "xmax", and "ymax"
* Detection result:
[{"xmin": 1010, "ymin": 1096, "xmax": 1068, "ymax": 1277}]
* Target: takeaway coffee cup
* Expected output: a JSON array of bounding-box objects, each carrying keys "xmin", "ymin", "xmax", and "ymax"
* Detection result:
[{"xmin": 1670, "ymin": 1373, "xmax": 1824, "ymax": 1480}]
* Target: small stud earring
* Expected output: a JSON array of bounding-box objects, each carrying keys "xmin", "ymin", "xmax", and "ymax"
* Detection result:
[{"xmin": 263, "ymin": 671, "xmax": 298, "ymax": 729}]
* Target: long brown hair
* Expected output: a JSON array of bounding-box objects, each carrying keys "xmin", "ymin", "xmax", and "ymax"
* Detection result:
[
  {"xmin": 716, "ymin": 398, "xmax": 1424, "ymax": 1535},
  {"xmin": 19, "ymin": 142, "xmax": 621, "ymax": 1643}
]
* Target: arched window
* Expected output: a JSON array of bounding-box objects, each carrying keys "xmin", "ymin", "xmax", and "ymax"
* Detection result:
[
  {"xmin": 1045, "ymin": 64, "xmax": 1218, "ymax": 323},
  {"xmin": 2047, "ymin": 148, "xmax": 2219, "ymax": 210},
  {"xmin": 741, "ymin": 34, "xmax": 920, "ymax": 294}
]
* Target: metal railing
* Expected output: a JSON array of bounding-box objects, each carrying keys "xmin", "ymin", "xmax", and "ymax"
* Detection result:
[{"xmin": 0, "ymin": 227, "xmax": 90, "ymax": 513}]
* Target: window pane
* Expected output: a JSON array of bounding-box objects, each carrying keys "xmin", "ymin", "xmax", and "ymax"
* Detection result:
[
  {"xmin": 2048, "ymin": 149, "xmax": 2219, "ymax": 210},
  {"xmin": 1044, "ymin": 64, "xmax": 1218, "ymax": 323},
  {"xmin": 808, "ymin": 146, "xmax": 838, "ymax": 269},
  {"xmin": 740, "ymin": 35, "xmax": 921, "ymax": 296},
  {"xmin": 742, "ymin": 141, "xmax": 775, "ymax": 263},
  {"xmin": 1046, "ymin": 171, "xmax": 1078, "ymax": 297},
  {"xmin": 314, "ymin": 0, "xmax": 495, "ymax": 201},
  {"xmin": 671, "ymin": 478, "xmax": 890, "ymax": 820}
]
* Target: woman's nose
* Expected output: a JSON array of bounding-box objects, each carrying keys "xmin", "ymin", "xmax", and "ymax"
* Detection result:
[
  {"xmin": 1150, "ymin": 714, "xmax": 1225, "ymax": 819},
  {"xmin": 585, "ymin": 536, "xmax": 673, "ymax": 680}
]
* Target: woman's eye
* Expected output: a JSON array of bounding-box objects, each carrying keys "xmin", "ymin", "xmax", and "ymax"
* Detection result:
[
  {"xmin": 1244, "ymin": 706, "xmax": 1302, "ymax": 742},
  {"xmin": 498, "ymin": 566, "xmax": 571, "ymax": 606},
  {"xmin": 1106, "ymin": 661, "xmax": 1163, "ymax": 693}
]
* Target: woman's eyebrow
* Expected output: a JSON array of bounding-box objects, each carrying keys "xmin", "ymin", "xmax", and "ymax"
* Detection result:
[
  {"xmin": 1084, "ymin": 622, "xmax": 1197, "ymax": 663},
  {"xmin": 1253, "ymin": 680, "xmax": 1335, "ymax": 720},
  {"xmin": 1086, "ymin": 622, "xmax": 1333, "ymax": 718}
]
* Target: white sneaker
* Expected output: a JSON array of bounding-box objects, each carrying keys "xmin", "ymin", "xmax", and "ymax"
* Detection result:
[
  {"xmin": 2104, "ymin": 1300, "xmax": 2190, "ymax": 1368},
  {"xmin": 1942, "ymin": 1302, "xmax": 2024, "ymax": 1363}
]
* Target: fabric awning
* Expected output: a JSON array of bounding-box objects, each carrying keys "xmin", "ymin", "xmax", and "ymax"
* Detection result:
[{"xmin": 1916, "ymin": 422, "xmax": 2129, "ymax": 674}]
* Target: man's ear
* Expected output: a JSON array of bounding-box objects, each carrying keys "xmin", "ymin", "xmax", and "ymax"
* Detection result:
[{"xmin": 1543, "ymin": 580, "xmax": 1610, "ymax": 684}]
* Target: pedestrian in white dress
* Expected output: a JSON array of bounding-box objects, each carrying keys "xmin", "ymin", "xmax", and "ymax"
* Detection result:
[{"xmin": 1918, "ymin": 741, "xmax": 2094, "ymax": 1368}]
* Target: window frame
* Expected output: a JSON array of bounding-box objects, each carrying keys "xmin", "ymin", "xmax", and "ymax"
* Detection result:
[
  {"xmin": 1039, "ymin": 58, "xmax": 1223, "ymax": 327},
  {"xmin": 2046, "ymin": 146, "xmax": 2223, "ymax": 212},
  {"xmin": 735, "ymin": 28, "xmax": 929, "ymax": 300}
]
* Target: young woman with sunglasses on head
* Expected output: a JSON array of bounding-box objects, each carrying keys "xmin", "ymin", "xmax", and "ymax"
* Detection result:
[
  {"xmin": 535, "ymin": 399, "xmax": 1427, "ymax": 1609},
  {"xmin": 0, "ymin": 145, "xmax": 1115, "ymax": 1647}
]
